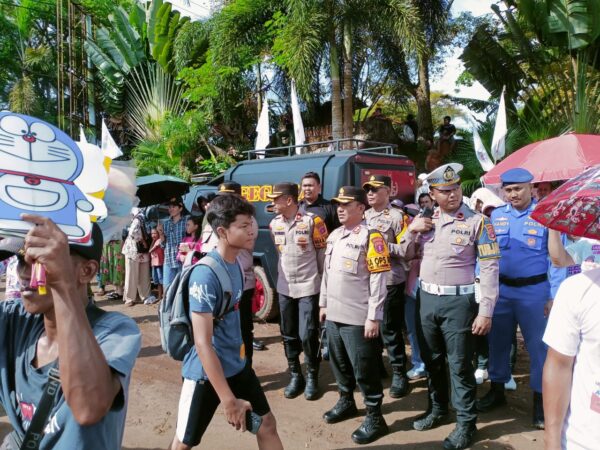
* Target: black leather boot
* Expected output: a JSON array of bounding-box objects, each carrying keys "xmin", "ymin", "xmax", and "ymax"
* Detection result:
[
  {"xmin": 443, "ymin": 423, "xmax": 477, "ymax": 450},
  {"xmin": 476, "ymin": 381, "xmax": 507, "ymax": 412},
  {"xmin": 351, "ymin": 404, "xmax": 389, "ymax": 445},
  {"xmin": 323, "ymin": 392, "xmax": 358, "ymax": 424},
  {"xmin": 389, "ymin": 366, "xmax": 410, "ymax": 398},
  {"xmin": 532, "ymin": 392, "xmax": 545, "ymax": 429},
  {"xmin": 413, "ymin": 409, "xmax": 448, "ymax": 431},
  {"xmin": 304, "ymin": 364, "xmax": 319, "ymax": 400},
  {"xmin": 284, "ymin": 359, "xmax": 305, "ymax": 399}
]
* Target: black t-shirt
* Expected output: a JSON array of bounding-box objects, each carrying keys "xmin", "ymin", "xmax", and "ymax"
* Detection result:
[
  {"xmin": 439, "ymin": 123, "xmax": 456, "ymax": 136},
  {"xmin": 298, "ymin": 195, "xmax": 340, "ymax": 233}
]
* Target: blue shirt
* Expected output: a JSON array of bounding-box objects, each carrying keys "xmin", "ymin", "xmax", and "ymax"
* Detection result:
[
  {"xmin": 182, "ymin": 251, "xmax": 245, "ymax": 381},
  {"xmin": 491, "ymin": 201, "xmax": 550, "ymax": 278},
  {"xmin": 162, "ymin": 215, "xmax": 189, "ymax": 267},
  {"xmin": 0, "ymin": 301, "xmax": 141, "ymax": 450}
]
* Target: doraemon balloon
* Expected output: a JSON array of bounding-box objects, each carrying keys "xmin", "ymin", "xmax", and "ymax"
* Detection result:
[{"xmin": 0, "ymin": 112, "xmax": 105, "ymax": 242}]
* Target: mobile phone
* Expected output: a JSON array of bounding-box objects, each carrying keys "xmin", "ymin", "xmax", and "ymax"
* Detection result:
[
  {"xmin": 422, "ymin": 207, "xmax": 434, "ymax": 219},
  {"xmin": 245, "ymin": 410, "xmax": 262, "ymax": 434}
]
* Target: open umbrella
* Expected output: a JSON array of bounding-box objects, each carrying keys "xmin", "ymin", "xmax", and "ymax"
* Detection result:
[
  {"xmin": 531, "ymin": 164, "xmax": 600, "ymax": 239},
  {"xmin": 136, "ymin": 174, "xmax": 189, "ymax": 207},
  {"xmin": 483, "ymin": 134, "xmax": 600, "ymax": 185}
]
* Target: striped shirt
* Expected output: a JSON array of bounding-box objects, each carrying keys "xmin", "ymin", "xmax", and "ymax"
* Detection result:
[{"xmin": 162, "ymin": 216, "xmax": 188, "ymax": 267}]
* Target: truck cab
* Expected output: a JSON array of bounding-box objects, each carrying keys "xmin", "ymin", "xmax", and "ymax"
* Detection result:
[{"xmin": 214, "ymin": 139, "xmax": 416, "ymax": 321}]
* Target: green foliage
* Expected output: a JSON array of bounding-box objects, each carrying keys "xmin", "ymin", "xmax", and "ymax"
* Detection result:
[
  {"xmin": 198, "ymin": 154, "xmax": 238, "ymax": 177},
  {"xmin": 126, "ymin": 63, "xmax": 190, "ymax": 141},
  {"xmin": 461, "ymin": 0, "xmax": 600, "ymax": 134},
  {"xmin": 173, "ymin": 21, "xmax": 211, "ymax": 72},
  {"xmin": 132, "ymin": 109, "xmax": 211, "ymax": 179},
  {"xmin": 86, "ymin": 0, "xmax": 189, "ymax": 115}
]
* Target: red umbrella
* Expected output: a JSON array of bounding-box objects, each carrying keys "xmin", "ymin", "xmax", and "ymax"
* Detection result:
[
  {"xmin": 531, "ymin": 164, "xmax": 600, "ymax": 239},
  {"xmin": 483, "ymin": 134, "xmax": 600, "ymax": 185}
]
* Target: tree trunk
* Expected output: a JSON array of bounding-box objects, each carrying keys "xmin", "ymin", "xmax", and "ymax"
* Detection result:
[
  {"xmin": 342, "ymin": 20, "xmax": 353, "ymax": 140},
  {"xmin": 329, "ymin": 31, "xmax": 343, "ymax": 141},
  {"xmin": 415, "ymin": 56, "xmax": 433, "ymax": 142}
]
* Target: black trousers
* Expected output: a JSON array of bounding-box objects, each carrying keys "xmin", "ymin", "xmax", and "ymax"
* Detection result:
[
  {"xmin": 326, "ymin": 320, "xmax": 384, "ymax": 407},
  {"xmin": 279, "ymin": 294, "xmax": 320, "ymax": 364},
  {"xmin": 381, "ymin": 283, "xmax": 407, "ymax": 369},
  {"xmin": 240, "ymin": 288, "xmax": 255, "ymax": 366},
  {"xmin": 416, "ymin": 289, "xmax": 478, "ymax": 425}
]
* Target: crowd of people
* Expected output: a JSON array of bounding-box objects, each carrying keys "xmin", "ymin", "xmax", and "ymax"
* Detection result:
[{"xmin": 0, "ymin": 162, "xmax": 598, "ymax": 450}]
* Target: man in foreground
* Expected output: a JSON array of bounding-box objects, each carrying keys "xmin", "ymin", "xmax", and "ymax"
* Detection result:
[
  {"xmin": 320, "ymin": 186, "xmax": 391, "ymax": 445},
  {"xmin": 406, "ymin": 163, "xmax": 500, "ymax": 450},
  {"xmin": 543, "ymin": 268, "xmax": 600, "ymax": 450},
  {"xmin": 0, "ymin": 216, "xmax": 141, "ymax": 449},
  {"xmin": 170, "ymin": 195, "xmax": 283, "ymax": 450}
]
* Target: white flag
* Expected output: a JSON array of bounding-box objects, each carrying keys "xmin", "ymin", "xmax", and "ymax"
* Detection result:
[
  {"xmin": 101, "ymin": 120, "xmax": 123, "ymax": 159},
  {"xmin": 291, "ymin": 80, "xmax": 305, "ymax": 154},
  {"xmin": 471, "ymin": 119, "xmax": 495, "ymax": 172},
  {"xmin": 491, "ymin": 86, "xmax": 507, "ymax": 162},
  {"xmin": 255, "ymin": 97, "xmax": 270, "ymax": 159},
  {"xmin": 78, "ymin": 124, "xmax": 87, "ymax": 144}
]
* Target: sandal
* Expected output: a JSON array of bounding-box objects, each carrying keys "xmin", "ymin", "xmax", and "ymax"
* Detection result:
[{"xmin": 107, "ymin": 292, "xmax": 122, "ymax": 300}]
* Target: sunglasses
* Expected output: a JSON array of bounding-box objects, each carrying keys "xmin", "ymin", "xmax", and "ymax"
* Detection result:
[{"xmin": 366, "ymin": 186, "xmax": 382, "ymax": 193}]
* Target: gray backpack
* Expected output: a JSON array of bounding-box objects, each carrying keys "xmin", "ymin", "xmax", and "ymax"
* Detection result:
[{"xmin": 159, "ymin": 254, "xmax": 240, "ymax": 361}]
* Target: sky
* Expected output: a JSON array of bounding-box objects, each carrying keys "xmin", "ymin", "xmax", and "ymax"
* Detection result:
[
  {"xmin": 430, "ymin": 0, "xmax": 495, "ymax": 101},
  {"xmin": 171, "ymin": 0, "xmax": 497, "ymax": 118}
]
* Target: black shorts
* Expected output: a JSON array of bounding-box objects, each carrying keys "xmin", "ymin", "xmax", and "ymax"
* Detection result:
[{"xmin": 176, "ymin": 365, "xmax": 271, "ymax": 446}]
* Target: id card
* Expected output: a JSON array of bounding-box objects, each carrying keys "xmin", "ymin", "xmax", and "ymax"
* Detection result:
[{"xmin": 591, "ymin": 388, "xmax": 600, "ymax": 414}]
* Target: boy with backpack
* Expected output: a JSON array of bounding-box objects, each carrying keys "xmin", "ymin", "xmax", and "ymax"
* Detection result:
[{"xmin": 169, "ymin": 194, "xmax": 283, "ymax": 450}]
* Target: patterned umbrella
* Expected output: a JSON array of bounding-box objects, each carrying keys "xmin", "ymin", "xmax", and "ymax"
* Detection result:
[{"xmin": 531, "ymin": 164, "xmax": 600, "ymax": 239}]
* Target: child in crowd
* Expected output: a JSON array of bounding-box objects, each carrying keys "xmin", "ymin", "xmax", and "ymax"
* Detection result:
[
  {"xmin": 177, "ymin": 216, "xmax": 203, "ymax": 268},
  {"xmin": 149, "ymin": 228, "xmax": 165, "ymax": 304}
]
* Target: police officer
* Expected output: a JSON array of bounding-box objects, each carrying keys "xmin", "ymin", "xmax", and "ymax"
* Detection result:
[
  {"xmin": 298, "ymin": 171, "xmax": 340, "ymax": 232},
  {"xmin": 200, "ymin": 181, "xmax": 262, "ymax": 364},
  {"xmin": 363, "ymin": 175, "xmax": 410, "ymax": 397},
  {"xmin": 319, "ymin": 186, "xmax": 391, "ymax": 445},
  {"xmin": 477, "ymin": 168, "xmax": 551, "ymax": 429},
  {"xmin": 267, "ymin": 182, "xmax": 329, "ymax": 400},
  {"xmin": 406, "ymin": 163, "xmax": 500, "ymax": 450}
]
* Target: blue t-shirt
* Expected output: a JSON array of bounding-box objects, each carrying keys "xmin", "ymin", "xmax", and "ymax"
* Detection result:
[
  {"xmin": 0, "ymin": 300, "xmax": 141, "ymax": 450},
  {"xmin": 182, "ymin": 251, "xmax": 245, "ymax": 381}
]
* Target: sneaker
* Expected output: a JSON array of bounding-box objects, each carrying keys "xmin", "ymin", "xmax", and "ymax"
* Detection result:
[
  {"xmin": 407, "ymin": 366, "xmax": 427, "ymax": 380},
  {"xmin": 505, "ymin": 375, "xmax": 517, "ymax": 391},
  {"xmin": 443, "ymin": 423, "xmax": 477, "ymax": 450},
  {"xmin": 474, "ymin": 368, "xmax": 488, "ymax": 385},
  {"xmin": 143, "ymin": 295, "xmax": 158, "ymax": 305}
]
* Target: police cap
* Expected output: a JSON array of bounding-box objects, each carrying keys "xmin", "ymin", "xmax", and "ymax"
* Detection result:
[
  {"xmin": 267, "ymin": 182, "xmax": 299, "ymax": 199},
  {"xmin": 500, "ymin": 168, "xmax": 534, "ymax": 186},
  {"xmin": 332, "ymin": 186, "xmax": 367, "ymax": 205},
  {"xmin": 362, "ymin": 175, "xmax": 391, "ymax": 190},
  {"xmin": 426, "ymin": 163, "xmax": 463, "ymax": 190},
  {"xmin": 217, "ymin": 181, "xmax": 242, "ymax": 195}
]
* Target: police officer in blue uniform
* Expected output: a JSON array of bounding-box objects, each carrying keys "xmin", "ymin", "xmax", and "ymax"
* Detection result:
[{"xmin": 477, "ymin": 168, "xmax": 551, "ymax": 429}]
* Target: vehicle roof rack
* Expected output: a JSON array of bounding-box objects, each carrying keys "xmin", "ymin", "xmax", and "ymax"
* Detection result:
[{"xmin": 246, "ymin": 138, "xmax": 398, "ymax": 160}]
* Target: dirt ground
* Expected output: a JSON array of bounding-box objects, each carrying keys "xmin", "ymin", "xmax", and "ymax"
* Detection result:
[{"xmin": 0, "ymin": 285, "xmax": 545, "ymax": 450}]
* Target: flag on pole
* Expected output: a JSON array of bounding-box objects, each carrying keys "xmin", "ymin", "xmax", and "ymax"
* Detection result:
[
  {"xmin": 291, "ymin": 80, "xmax": 305, "ymax": 154},
  {"xmin": 79, "ymin": 124, "xmax": 87, "ymax": 144},
  {"xmin": 491, "ymin": 86, "xmax": 507, "ymax": 162},
  {"xmin": 101, "ymin": 120, "xmax": 123, "ymax": 159},
  {"xmin": 255, "ymin": 97, "xmax": 270, "ymax": 159},
  {"xmin": 471, "ymin": 119, "xmax": 495, "ymax": 172}
]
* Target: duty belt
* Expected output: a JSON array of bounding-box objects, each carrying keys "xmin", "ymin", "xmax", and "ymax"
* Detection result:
[
  {"xmin": 499, "ymin": 273, "xmax": 547, "ymax": 287},
  {"xmin": 419, "ymin": 281, "xmax": 475, "ymax": 296}
]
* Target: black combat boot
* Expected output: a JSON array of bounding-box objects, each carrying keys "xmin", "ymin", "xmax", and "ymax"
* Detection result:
[
  {"xmin": 351, "ymin": 404, "xmax": 389, "ymax": 445},
  {"xmin": 323, "ymin": 392, "xmax": 358, "ymax": 424},
  {"xmin": 304, "ymin": 364, "xmax": 319, "ymax": 401},
  {"xmin": 532, "ymin": 392, "xmax": 545, "ymax": 429},
  {"xmin": 413, "ymin": 409, "xmax": 448, "ymax": 431},
  {"xmin": 389, "ymin": 366, "xmax": 410, "ymax": 398},
  {"xmin": 284, "ymin": 359, "xmax": 305, "ymax": 399},
  {"xmin": 442, "ymin": 423, "xmax": 477, "ymax": 450},
  {"xmin": 476, "ymin": 381, "xmax": 507, "ymax": 412}
]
